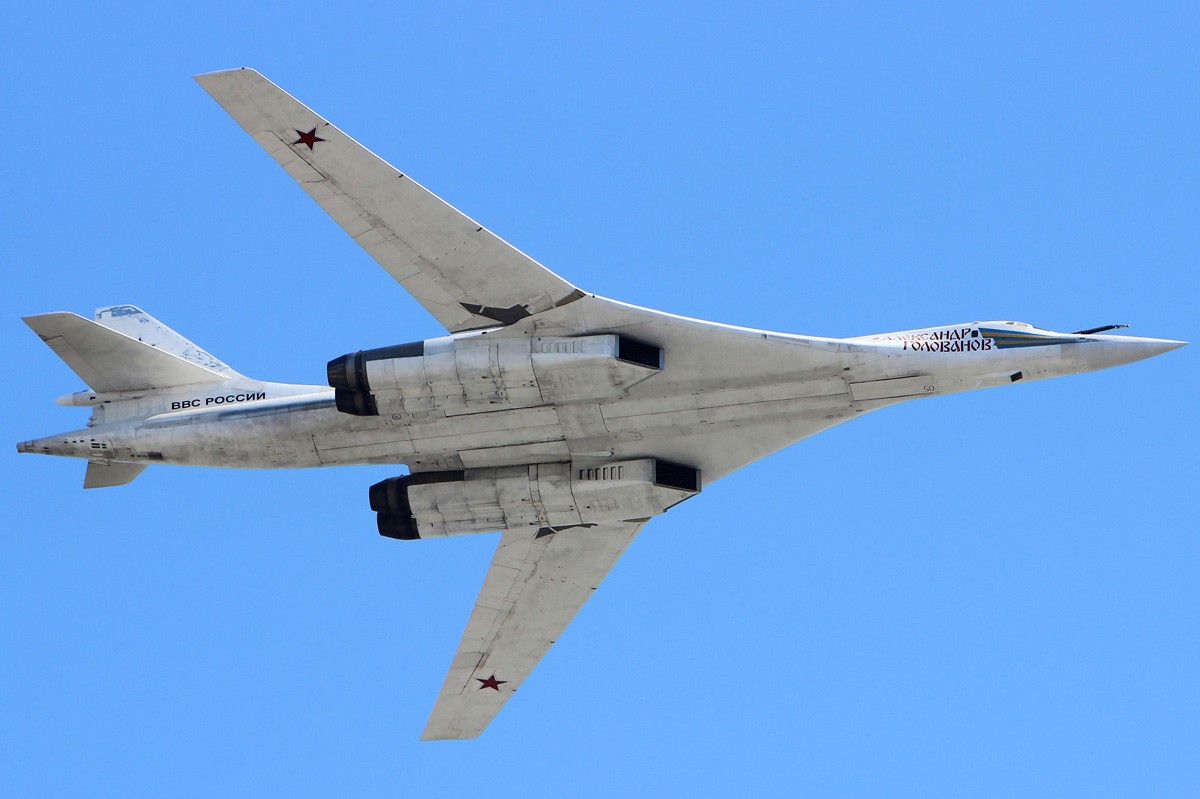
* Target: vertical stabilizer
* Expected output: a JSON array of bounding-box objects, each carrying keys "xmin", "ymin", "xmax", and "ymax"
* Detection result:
[
  {"xmin": 23, "ymin": 312, "xmax": 231, "ymax": 393},
  {"xmin": 94, "ymin": 305, "xmax": 237, "ymax": 377}
]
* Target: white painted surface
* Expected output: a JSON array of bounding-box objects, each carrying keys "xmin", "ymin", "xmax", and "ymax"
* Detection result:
[{"xmin": 19, "ymin": 69, "xmax": 1186, "ymax": 741}]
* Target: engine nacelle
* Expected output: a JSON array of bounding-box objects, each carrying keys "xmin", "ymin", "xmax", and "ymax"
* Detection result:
[
  {"xmin": 328, "ymin": 334, "xmax": 662, "ymax": 417},
  {"xmin": 369, "ymin": 458, "xmax": 699, "ymax": 539}
]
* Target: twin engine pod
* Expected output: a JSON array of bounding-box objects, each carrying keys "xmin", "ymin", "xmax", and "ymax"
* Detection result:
[
  {"xmin": 327, "ymin": 333, "xmax": 663, "ymax": 417},
  {"xmin": 369, "ymin": 459, "xmax": 700, "ymax": 540}
]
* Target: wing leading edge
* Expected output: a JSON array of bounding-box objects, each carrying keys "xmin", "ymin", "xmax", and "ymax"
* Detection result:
[
  {"xmin": 422, "ymin": 519, "xmax": 646, "ymax": 740},
  {"xmin": 194, "ymin": 68, "xmax": 582, "ymax": 333}
]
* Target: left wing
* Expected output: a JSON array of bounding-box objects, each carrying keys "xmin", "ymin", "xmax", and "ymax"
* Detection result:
[
  {"xmin": 194, "ymin": 68, "xmax": 582, "ymax": 333},
  {"xmin": 422, "ymin": 520, "xmax": 646, "ymax": 740}
]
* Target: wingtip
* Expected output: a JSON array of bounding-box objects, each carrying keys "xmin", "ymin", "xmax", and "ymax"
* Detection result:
[
  {"xmin": 419, "ymin": 731, "xmax": 482, "ymax": 742},
  {"xmin": 193, "ymin": 67, "xmax": 262, "ymax": 83},
  {"xmin": 22, "ymin": 311, "xmax": 80, "ymax": 330}
]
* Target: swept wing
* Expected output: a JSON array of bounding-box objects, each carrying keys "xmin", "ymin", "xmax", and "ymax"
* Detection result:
[
  {"xmin": 194, "ymin": 69, "xmax": 851, "ymax": 739},
  {"xmin": 422, "ymin": 520, "xmax": 645, "ymax": 740},
  {"xmin": 194, "ymin": 68, "xmax": 582, "ymax": 333}
]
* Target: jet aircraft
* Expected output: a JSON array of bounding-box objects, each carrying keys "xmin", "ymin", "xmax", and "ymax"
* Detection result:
[{"xmin": 18, "ymin": 69, "xmax": 1185, "ymax": 739}]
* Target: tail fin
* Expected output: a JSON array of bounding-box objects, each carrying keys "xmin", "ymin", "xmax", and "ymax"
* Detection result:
[
  {"xmin": 23, "ymin": 306, "xmax": 236, "ymax": 393},
  {"xmin": 93, "ymin": 305, "xmax": 237, "ymax": 377}
]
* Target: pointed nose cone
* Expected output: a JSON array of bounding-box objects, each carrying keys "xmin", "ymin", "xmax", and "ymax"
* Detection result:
[{"xmin": 1087, "ymin": 335, "xmax": 1187, "ymax": 370}]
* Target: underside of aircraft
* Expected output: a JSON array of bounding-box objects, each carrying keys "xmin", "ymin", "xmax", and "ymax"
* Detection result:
[{"xmin": 18, "ymin": 69, "xmax": 1185, "ymax": 739}]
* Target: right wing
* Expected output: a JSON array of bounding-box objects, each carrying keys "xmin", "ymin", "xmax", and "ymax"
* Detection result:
[
  {"xmin": 194, "ymin": 68, "xmax": 583, "ymax": 334},
  {"xmin": 422, "ymin": 520, "xmax": 646, "ymax": 740}
]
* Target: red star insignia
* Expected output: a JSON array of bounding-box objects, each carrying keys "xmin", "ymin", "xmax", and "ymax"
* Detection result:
[
  {"xmin": 476, "ymin": 674, "xmax": 507, "ymax": 691},
  {"xmin": 292, "ymin": 127, "xmax": 326, "ymax": 150}
]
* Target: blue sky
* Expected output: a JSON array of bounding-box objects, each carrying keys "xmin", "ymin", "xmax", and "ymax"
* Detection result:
[{"xmin": 3, "ymin": 2, "xmax": 1197, "ymax": 796}]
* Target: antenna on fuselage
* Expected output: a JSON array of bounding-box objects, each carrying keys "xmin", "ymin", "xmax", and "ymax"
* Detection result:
[{"xmin": 1072, "ymin": 324, "xmax": 1131, "ymax": 335}]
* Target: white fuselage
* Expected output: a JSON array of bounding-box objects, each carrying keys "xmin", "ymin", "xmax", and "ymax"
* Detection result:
[{"xmin": 20, "ymin": 319, "xmax": 1180, "ymax": 496}]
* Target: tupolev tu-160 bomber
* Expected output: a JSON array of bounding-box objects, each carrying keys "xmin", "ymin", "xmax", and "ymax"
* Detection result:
[{"xmin": 18, "ymin": 69, "xmax": 1185, "ymax": 740}]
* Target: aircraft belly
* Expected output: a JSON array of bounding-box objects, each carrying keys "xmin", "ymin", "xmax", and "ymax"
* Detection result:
[
  {"xmin": 848, "ymin": 374, "xmax": 936, "ymax": 401},
  {"xmin": 124, "ymin": 355, "xmax": 932, "ymax": 477},
  {"xmin": 313, "ymin": 405, "xmax": 568, "ymax": 470},
  {"xmin": 313, "ymin": 430, "xmax": 416, "ymax": 465},
  {"xmin": 119, "ymin": 355, "xmax": 935, "ymax": 476},
  {"xmin": 134, "ymin": 410, "xmax": 326, "ymax": 468},
  {"xmin": 599, "ymin": 391, "xmax": 856, "ymax": 483},
  {"xmin": 313, "ymin": 371, "xmax": 858, "ymax": 481},
  {"xmin": 458, "ymin": 441, "xmax": 572, "ymax": 469}
]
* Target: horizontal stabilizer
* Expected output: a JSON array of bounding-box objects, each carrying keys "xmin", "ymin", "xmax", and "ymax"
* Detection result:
[
  {"xmin": 84, "ymin": 460, "xmax": 146, "ymax": 489},
  {"xmin": 24, "ymin": 312, "xmax": 228, "ymax": 393}
]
